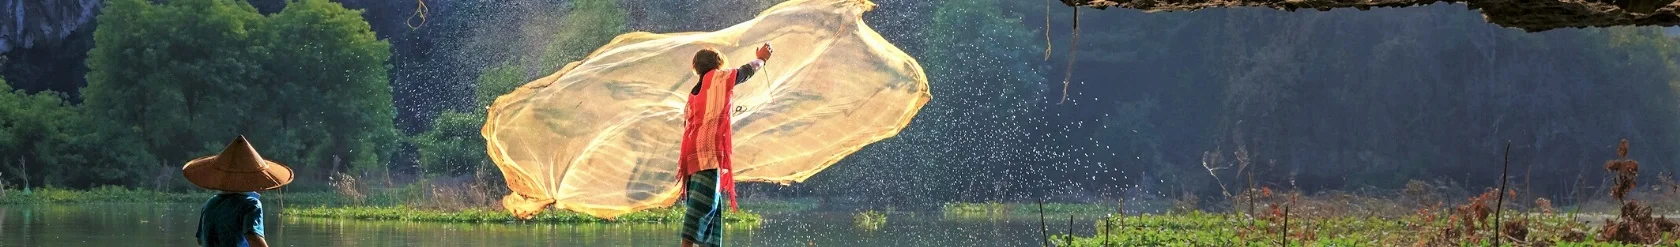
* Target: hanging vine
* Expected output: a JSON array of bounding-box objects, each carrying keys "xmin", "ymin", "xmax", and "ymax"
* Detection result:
[
  {"xmin": 406, "ymin": 0, "xmax": 430, "ymax": 30},
  {"xmin": 1059, "ymin": 7, "xmax": 1080, "ymax": 104}
]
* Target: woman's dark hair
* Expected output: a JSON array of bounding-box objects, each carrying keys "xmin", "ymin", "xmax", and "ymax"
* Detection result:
[{"xmin": 692, "ymin": 48, "xmax": 724, "ymax": 75}]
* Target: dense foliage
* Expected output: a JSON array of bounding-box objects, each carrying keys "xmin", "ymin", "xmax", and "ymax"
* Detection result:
[
  {"xmin": 76, "ymin": 0, "xmax": 396, "ymax": 189},
  {"xmin": 0, "ymin": 79, "xmax": 99, "ymax": 187}
]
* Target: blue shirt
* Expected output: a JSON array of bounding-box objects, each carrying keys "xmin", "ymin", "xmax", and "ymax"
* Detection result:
[{"xmin": 196, "ymin": 192, "xmax": 264, "ymax": 247}]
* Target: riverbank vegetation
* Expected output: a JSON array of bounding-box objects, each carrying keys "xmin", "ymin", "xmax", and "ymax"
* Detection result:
[
  {"xmin": 0, "ymin": 186, "xmax": 762, "ymax": 225},
  {"xmin": 0, "ymin": 186, "xmax": 200, "ymax": 204},
  {"xmin": 286, "ymin": 206, "xmax": 760, "ymax": 225},
  {"xmin": 1051, "ymin": 210, "xmax": 1617, "ymax": 246},
  {"xmin": 1045, "ymin": 190, "xmax": 1644, "ymax": 246},
  {"xmin": 1041, "ymin": 142, "xmax": 1680, "ymax": 246}
]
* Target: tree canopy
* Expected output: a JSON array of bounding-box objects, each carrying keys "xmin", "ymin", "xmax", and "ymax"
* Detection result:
[
  {"xmin": 0, "ymin": 79, "xmax": 103, "ymax": 187},
  {"xmin": 81, "ymin": 0, "xmax": 395, "ymax": 188}
]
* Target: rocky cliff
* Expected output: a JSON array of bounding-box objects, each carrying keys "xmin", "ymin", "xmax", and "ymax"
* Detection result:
[
  {"xmin": 0, "ymin": 0, "xmax": 100, "ymax": 54},
  {"xmin": 1061, "ymin": 0, "xmax": 1680, "ymax": 31}
]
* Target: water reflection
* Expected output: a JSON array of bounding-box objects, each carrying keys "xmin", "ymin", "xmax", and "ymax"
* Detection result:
[
  {"xmin": 0, "ymin": 204, "xmax": 1093, "ymax": 246},
  {"xmin": 281, "ymin": 217, "xmax": 744, "ymax": 246}
]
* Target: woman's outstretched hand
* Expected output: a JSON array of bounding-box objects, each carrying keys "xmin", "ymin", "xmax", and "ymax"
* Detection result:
[{"xmin": 756, "ymin": 43, "xmax": 773, "ymax": 61}]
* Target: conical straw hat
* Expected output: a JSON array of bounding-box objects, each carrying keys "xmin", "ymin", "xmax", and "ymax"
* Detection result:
[{"xmin": 182, "ymin": 135, "xmax": 294, "ymax": 192}]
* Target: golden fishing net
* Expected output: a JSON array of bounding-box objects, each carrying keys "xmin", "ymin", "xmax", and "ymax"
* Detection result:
[{"xmin": 483, "ymin": 0, "xmax": 929, "ymax": 219}]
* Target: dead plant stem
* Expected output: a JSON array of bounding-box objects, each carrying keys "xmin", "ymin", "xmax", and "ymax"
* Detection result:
[
  {"xmin": 1494, "ymin": 141, "xmax": 1510, "ymax": 246},
  {"xmin": 1039, "ymin": 199, "xmax": 1049, "ymax": 247}
]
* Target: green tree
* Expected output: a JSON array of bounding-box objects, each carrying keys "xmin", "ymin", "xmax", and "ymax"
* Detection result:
[
  {"xmin": 534, "ymin": 0, "xmax": 629, "ymax": 72},
  {"xmin": 258, "ymin": 0, "xmax": 398, "ymax": 178},
  {"xmin": 84, "ymin": 0, "xmax": 396, "ymax": 187},
  {"xmin": 84, "ymin": 0, "xmax": 268, "ymax": 186},
  {"xmin": 0, "ymin": 80, "xmax": 90, "ymax": 187}
]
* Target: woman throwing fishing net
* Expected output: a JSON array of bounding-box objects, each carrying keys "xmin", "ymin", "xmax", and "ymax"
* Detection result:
[{"xmin": 679, "ymin": 43, "xmax": 772, "ymax": 247}]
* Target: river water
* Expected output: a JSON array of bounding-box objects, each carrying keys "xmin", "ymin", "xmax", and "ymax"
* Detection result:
[{"xmin": 0, "ymin": 204, "xmax": 1096, "ymax": 246}]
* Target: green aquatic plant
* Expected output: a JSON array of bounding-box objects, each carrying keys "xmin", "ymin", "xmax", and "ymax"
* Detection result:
[
  {"xmin": 942, "ymin": 201, "xmax": 1007, "ymax": 218},
  {"xmin": 942, "ymin": 202, "xmax": 1113, "ymax": 219},
  {"xmin": 854, "ymin": 210, "xmax": 888, "ymax": 231}
]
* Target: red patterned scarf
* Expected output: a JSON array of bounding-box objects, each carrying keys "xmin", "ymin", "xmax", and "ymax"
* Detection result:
[{"xmin": 678, "ymin": 69, "xmax": 740, "ymax": 211}]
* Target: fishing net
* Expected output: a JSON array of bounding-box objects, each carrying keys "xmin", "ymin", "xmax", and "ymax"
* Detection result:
[{"xmin": 483, "ymin": 0, "xmax": 928, "ymax": 219}]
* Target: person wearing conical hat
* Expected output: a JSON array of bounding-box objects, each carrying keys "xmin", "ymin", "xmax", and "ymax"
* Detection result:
[{"xmin": 183, "ymin": 135, "xmax": 293, "ymax": 247}]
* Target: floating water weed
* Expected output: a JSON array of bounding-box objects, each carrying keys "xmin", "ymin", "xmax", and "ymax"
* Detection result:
[{"xmin": 854, "ymin": 210, "xmax": 887, "ymax": 231}]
